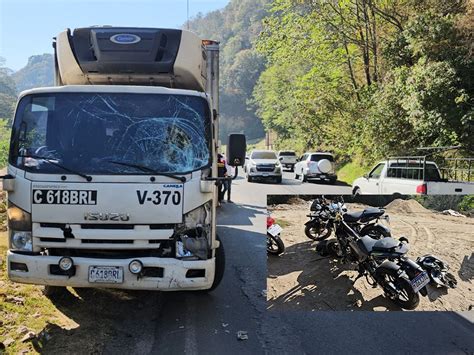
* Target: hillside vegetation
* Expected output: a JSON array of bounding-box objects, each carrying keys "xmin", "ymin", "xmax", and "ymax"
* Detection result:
[
  {"xmin": 253, "ymin": 0, "xmax": 474, "ymax": 164},
  {"xmin": 187, "ymin": 0, "xmax": 270, "ymax": 140}
]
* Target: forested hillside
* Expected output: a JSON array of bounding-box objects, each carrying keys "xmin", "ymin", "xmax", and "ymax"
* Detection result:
[
  {"xmin": 187, "ymin": 0, "xmax": 270, "ymax": 141},
  {"xmin": 12, "ymin": 54, "xmax": 54, "ymax": 92},
  {"xmin": 253, "ymin": 0, "xmax": 474, "ymax": 164}
]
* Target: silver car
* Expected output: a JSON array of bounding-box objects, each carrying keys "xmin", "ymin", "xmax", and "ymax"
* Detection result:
[{"xmin": 245, "ymin": 150, "xmax": 282, "ymax": 183}]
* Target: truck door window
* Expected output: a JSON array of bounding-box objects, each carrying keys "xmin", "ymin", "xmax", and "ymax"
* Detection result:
[{"xmin": 369, "ymin": 163, "xmax": 385, "ymax": 179}]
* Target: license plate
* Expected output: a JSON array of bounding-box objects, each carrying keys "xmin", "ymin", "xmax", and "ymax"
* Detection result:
[
  {"xmin": 319, "ymin": 175, "xmax": 326, "ymax": 179},
  {"xmin": 268, "ymin": 224, "xmax": 283, "ymax": 237},
  {"xmin": 263, "ymin": 173, "xmax": 269, "ymax": 177},
  {"xmin": 88, "ymin": 266, "xmax": 124, "ymax": 284},
  {"xmin": 411, "ymin": 271, "xmax": 430, "ymax": 293}
]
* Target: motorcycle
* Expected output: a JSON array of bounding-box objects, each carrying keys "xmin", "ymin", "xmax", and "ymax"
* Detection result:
[
  {"xmin": 417, "ymin": 254, "xmax": 457, "ymax": 289},
  {"xmin": 304, "ymin": 196, "xmax": 391, "ymax": 241},
  {"xmin": 267, "ymin": 215, "xmax": 285, "ymax": 255},
  {"xmin": 322, "ymin": 198, "xmax": 429, "ymax": 310}
]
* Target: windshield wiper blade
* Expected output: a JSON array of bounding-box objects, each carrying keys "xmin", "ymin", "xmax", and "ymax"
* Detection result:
[
  {"xmin": 105, "ymin": 160, "xmax": 186, "ymax": 182},
  {"xmin": 19, "ymin": 154, "xmax": 92, "ymax": 182}
]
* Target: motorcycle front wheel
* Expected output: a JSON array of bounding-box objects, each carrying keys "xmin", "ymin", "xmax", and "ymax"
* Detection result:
[
  {"xmin": 304, "ymin": 223, "xmax": 332, "ymax": 241},
  {"xmin": 267, "ymin": 234, "xmax": 285, "ymax": 255},
  {"xmin": 378, "ymin": 268, "xmax": 419, "ymax": 310}
]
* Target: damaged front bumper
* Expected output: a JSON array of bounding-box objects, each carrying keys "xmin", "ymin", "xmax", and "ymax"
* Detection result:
[{"xmin": 7, "ymin": 251, "xmax": 215, "ymax": 291}]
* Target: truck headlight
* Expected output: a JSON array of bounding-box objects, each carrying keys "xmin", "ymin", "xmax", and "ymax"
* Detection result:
[
  {"xmin": 8, "ymin": 202, "xmax": 33, "ymax": 252},
  {"xmin": 176, "ymin": 203, "xmax": 212, "ymax": 259},
  {"xmin": 10, "ymin": 231, "xmax": 33, "ymax": 252},
  {"xmin": 7, "ymin": 202, "xmax": 32, "ymax": 231}
]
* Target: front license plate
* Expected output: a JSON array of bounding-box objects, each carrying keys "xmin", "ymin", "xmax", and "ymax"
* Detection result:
[
  {"xmin": 319, "ymin": 175, "xmax": 326, "ymax": 179},
  {"xmin": 268, "ymin": 224, "xmax": 283, "ymax": 237},
  {"xmin": 411, "ymin": 271, "xmax": 430, "ymax": 293},
  {"xmin": 88, "ymin": 266, "xmax": 124, "ymax": 284}
]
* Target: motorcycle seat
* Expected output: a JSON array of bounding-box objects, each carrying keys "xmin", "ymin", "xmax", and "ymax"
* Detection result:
[
  {"xmin": 358, "ymin": 236, "xmax": 378, "ymax": 254},
  {"xmin": 343, "ymin": 211, "xmax": 363, "ymax": 222},
  {"xmin": 343, "ymin": 208, "xmax": 385, "ymax": 223}
]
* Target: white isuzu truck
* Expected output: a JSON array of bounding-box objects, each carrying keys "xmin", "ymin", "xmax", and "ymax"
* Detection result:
[{"xmin": 3, "ymin": 27, "xmax": 246, "ymax": 293}]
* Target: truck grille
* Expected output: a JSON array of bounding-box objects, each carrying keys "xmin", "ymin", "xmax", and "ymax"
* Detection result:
[{"xmin": 256, "ymin": 164, "xmax": 275, "ymax": 172}]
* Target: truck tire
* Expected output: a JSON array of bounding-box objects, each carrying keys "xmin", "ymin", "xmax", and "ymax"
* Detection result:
[
  {"xmin": 276, "ymin": 176, "xmax": 282, "ymax": 184},
  {"xmin": 247, "ymin": 175, "xmax": 253, "ymax": 183},
  {"xmin": 208, "ymin": 235, "xmax": 225, "ymax": 291},
  {"xmin": 289, "ymin": 165, "xmax": 294, "ymax": 172},
  {"xmin": 43, "ymin": 285, "xmax": 68, "ymax": 298},
  {"xmin": 353, "ymin": 187, "xmax": 361, "ymax": 196}
]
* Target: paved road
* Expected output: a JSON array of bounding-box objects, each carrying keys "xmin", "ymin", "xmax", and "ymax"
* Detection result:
[{"xmin": 241, "ymin": 169, "xmax": 353, "ymax": 195}]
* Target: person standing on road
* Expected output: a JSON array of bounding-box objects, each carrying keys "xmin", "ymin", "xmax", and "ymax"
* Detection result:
[
  {"xmin": 224, "ymin": 156, "xmax": 234, "ymax": 203},
  {"xmin": 217, "ymin": 154, "xmax": 228, "ymax": 206}
]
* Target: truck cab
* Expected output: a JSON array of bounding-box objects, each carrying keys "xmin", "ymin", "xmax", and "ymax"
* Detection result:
[{"xmin": 4, "ymin": 27, "xmax": 245, "ymax": 292}]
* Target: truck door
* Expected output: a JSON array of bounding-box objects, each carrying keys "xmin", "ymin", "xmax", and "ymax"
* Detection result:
[{"xmin": 366, "ymin": 163, "xmax": 385, "ymax": 194}]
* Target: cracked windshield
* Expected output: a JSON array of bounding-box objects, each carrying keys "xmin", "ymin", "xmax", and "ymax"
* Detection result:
[{"xmin": 12, "ymin": 93, "xmax": 211, "ymax": 174}]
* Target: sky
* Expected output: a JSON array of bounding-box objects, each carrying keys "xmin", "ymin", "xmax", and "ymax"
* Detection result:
[{"xmin": 0, "ymin": 0, "xmax": 230, "ymax": 71}]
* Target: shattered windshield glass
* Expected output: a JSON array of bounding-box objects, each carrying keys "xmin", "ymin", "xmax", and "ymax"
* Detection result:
[{"xmin": 10, "ymin": 92, "xmax": 211, "ymax": 175}]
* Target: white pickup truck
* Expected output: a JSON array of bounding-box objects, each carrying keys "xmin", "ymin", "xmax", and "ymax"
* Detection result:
[{"xmin": 352, "ymin": 159, "xmax": 474, "ymax": 195}]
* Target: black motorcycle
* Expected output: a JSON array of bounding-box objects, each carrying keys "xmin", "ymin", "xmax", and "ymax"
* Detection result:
[
  {"xmin": 304, "ymin": 197, "xmax": 391, "ymax": 241},
  {"xmin": 321, "ymin": 199, "xmax": 429, "ymax": 310}
]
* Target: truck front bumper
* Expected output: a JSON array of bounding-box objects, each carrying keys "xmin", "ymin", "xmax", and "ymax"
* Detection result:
[{"xmin": 7, "ymin": 251, "xmax": 215, "ymax": 291}]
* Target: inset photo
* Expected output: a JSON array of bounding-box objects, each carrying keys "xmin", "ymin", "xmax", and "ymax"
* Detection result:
[{"xmin": 267, "ymin": 195, "xmax": 474, "ymax": 311}]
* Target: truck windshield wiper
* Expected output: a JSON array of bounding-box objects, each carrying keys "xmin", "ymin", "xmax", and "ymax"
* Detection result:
[
  {"xmin": 105, "ymin": 160, "xmax": 187, "ymax": 182},
  {"xmin": 19, "ymin": 154, "xmax": 93, "ymax": 182}
]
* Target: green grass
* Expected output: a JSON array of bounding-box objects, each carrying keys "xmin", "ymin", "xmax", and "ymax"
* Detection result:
[{"xmin": 337, "ymin": 161, "xmax": 370, "ymax": 185}]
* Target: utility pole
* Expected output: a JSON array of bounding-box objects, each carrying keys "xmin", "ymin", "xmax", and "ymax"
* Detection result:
[{"xmin": 187, "ymin": 0, "xmax": 190, "ymax": 30}]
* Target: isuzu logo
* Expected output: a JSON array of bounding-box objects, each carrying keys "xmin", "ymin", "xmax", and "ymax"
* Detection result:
[
  {"xmin": 84, "ymin": 212, "xmax": 130, "ymax": 221},
  {"xmin": 110, "ymin": 33, "xmax": 141, "ymax": 44}
]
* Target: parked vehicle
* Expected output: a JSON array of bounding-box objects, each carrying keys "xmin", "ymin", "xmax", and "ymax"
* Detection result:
[
  {"xmin": 267, "ymin": 216, "xmax": 285, "ymax": 255},
  {"xmin": 353, "ymin": 151, "xmax": 474, "ymax": 195},
  {"xmin": 277, "ymin": 150, "xmax": 297, "ymax": 172},
  {"xmin": 305, "ymin": 197, "xmax": 390, "ymax": 241},
  {"xmin": 3, "ymin": 27, "xmax": 247, "ymax": 294},
  {"xmin": 245, "ymin": 150, "xmax": 282, "ymax": 183},
  {"xmin": 321, "ymin": 199, "xmax": 428, "ymax": 309},
  {"xmin": 294, "ymin": 152, "xmax": 337, "ymax": 184}
]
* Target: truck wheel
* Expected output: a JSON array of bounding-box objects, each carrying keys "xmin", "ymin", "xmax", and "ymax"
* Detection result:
[
  {"xmin": 276, "ymin": 176, "xmax": 282, "ymax": 184},
  {"xmin": 300, "ymin": 174, "xmax": 307, "ymax": 183},
  {"xmin": 247, "ymin": 175, "xmax": 253, "ymax": 182},
  {"xmin": 208, "ymin": 236, "xmax": 225, "ymax": 291},
  {"xmin": 353, "ymin": 187, "xmax": 361, "ymax": 196},
  {"xmin": 43, "ymin": 285, "xmax": 68, "ymax": 298},
  {"xmin": 295, "ymin": 173, "xmax": 300, "ymax": 180},
  {"xmin": 290, "ymin": 165, "xmax": 294, "ymax": 172}
]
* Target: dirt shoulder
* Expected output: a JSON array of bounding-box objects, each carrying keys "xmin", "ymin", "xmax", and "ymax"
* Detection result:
[{"xmin": 267, "ymin": 198, "xmax": 474, "ymax": 311}]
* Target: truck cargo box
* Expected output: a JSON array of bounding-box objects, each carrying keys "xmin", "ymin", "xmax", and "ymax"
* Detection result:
[{"xmin": 54, "ymin": 27, "xmax": 207, "ymax": 91}]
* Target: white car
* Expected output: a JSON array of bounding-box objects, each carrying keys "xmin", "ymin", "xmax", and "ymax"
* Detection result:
[
  {"xmin": 352, "ymin": 160, "xmax": 474, "ymax": 195},
  {"xmin": 277, "ymin": 150, "xmax": 297, "ymax": 172},
  {"xmin": 245, "ymin": 150, "xmax": 282, "ymax": 183},
  {"xmin": 294, "ymin": 152, "xmax": 337, "ymax": 184}
]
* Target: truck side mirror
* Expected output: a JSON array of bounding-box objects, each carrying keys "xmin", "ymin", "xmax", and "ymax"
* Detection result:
[
  {"xmin": 363, "ymin": 174, "xmax": 369, "ymax": 179},
  {"xmin": 227, "ymin": 134, "xmax": 246, "ymax": 167}
]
